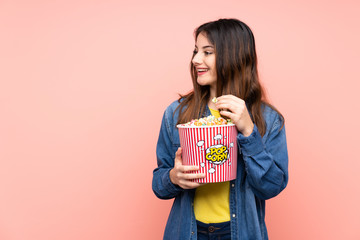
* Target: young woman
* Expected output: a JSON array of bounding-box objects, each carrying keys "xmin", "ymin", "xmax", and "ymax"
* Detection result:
[{"xmin": 152, "ymin": 18, "xmax": 288, "ymax": 240}]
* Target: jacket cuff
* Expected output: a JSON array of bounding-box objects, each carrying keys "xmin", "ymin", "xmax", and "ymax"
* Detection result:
[{"xmin": 237, "ymin": 125, "xmax": 265, "ymax": 156}]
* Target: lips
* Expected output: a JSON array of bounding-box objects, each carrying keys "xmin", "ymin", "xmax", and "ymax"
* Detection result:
[{"xmin": 197, "ymin": 68, "xmax": 209, "ymax": 76}]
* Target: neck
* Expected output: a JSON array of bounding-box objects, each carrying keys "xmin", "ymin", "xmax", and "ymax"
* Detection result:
[
  {"xmin": 208, "ymin": 85, "xmax": 217, "ymax": 109},
  {"xmin": 209, "ymin": 84, "xmax": 216, "ymax": 99}
]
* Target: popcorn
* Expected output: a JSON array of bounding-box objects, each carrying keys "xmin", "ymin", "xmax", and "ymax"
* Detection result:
[{"xmin": 179, "ymin": 115, "xmax": 233, "ymax": 127}]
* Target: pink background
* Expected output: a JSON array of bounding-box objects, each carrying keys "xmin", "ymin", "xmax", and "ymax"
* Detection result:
[{"xmin": 1, "ymin": 0, "xmax": 359, "ymax": 239}]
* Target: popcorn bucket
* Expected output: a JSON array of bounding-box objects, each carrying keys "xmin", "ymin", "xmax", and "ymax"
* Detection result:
[{"xmin": 177, "ymin": 124, "xmax": 238, "ymax": 183}]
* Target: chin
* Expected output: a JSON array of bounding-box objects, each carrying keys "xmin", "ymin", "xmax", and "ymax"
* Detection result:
[{"xmin": 197, "ymin": 80, "xmax": 215, "ymax": 87}]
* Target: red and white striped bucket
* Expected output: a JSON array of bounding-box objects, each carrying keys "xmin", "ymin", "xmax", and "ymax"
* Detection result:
[{"xmin": 177, "ymin": 124, "xmax": 238, "ymax": 183}]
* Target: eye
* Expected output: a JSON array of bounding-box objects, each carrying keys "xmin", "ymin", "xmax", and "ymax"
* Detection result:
[
  {"xmin": 204, "ymin": 51, "xmax": 213, "ymax": 55},
  {"xmin": 193, "ymin": 49, "xmax": 198, "ymax": 55}
]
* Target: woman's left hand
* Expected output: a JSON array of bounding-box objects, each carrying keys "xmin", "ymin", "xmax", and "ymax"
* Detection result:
[{"xmin": 215, "ymin": 95, "xmax": 254, "ymax": 137}]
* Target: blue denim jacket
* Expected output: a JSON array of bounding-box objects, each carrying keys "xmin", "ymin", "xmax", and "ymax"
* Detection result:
[{"xmin": 152, "ymin": 100, "xmax": 288, "ymax": 240}]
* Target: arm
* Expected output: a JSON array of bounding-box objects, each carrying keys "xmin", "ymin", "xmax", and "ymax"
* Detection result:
[
  {"xmin": 216, "ymin": 95, "xmax": 288, "ymax": 200},
  {"xmin": 152, "ymin": 108, "xmax": 205, "ymax": 199},
  {"xmin": 152, "ymin": 111, "xmax": 183, "ymax": 199},
  {"xmin": 238, "ymin": 115, "xmax": 288, "ymax": 200}
]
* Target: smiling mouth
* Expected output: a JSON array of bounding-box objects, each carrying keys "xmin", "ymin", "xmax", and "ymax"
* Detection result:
[{"xmin": 197, "ymin": 69, "xmax": 209, "ymax": 75}]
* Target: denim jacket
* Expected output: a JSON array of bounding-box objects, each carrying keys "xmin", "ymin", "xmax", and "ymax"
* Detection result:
[{"xmin": 152, "ymin": 100, "xmax": 289, "ymax": 240}]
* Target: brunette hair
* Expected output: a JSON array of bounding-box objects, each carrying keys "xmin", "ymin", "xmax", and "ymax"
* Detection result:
[{"xmin": 176, "ymin": 18, "xmax": 283, "ymax": 136}]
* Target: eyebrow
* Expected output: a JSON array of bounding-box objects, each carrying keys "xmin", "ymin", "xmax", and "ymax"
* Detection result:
[{"xmin": 195, "ymin": 45, "xmax": 214, "ymax": 49}]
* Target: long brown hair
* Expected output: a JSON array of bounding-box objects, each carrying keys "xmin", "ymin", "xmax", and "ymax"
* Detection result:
[{"xmin": 176, "ymin": 18, "xmax": 283, "ymax": 136}]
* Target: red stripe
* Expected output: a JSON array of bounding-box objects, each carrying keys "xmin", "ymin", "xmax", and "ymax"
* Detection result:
[
  {"xmin": 202, "ymin": 127, "xmax": 206, "ymax": 183},
  {"xmin": 211, "ymin": 127, "xmax": 214, "ymax": 183},
  {"xmin": 204, "ymin": 127, "xmax": 208, "ymax": 183},
  {"xmin": 185, "ymin": 128, "xmax": 188, "ymax": 165},
  {"xmin": 185, "ymin": 128, "xmax": 188, "ymax": 163},
  {"xmin": 209, "ymin": 127, "xmax": 213, "ymax": 183},
  {"xmin": 224, "ymin": 127, "xmax": 226, "ymax": 181},
  {"xmin": 195, "ymin": 127, "xmax": 199, "ymax": 183},
  {"xmin": 229, "ymin": 126, "xmax": 232, "ymax": 180},
  {"xmin": 193, "ymin": 127, "xmax": 198, "ymax": 182},
  {"xmin": 215, "ymin": 126, "xmax": 218, "ymax": 182},
  {"xmin": 201, "ymin": 128, "xmax": 205, "ymax": 183},
  {"xmin": 227, "ymin": 126, "xmax": 229, "ymax": 181},
  {"xmin": 189, "ymin": 128, "xmax": 194, "ymax": 180},
  {"xmin": 196, "ymin": 127, "xmax": 201, "ymax": 182},
  {"xmin": 188, "ymin": 128, "xmax": 192, "ymax": 168},
  {"xmin": 222, "ymin": 126, "xmax": 225, "ymax": 181},
  {"xmin": 222, "ymin": 126, "xmax": 225, "ymax": 182},
  {"xmin": 197, "ymin": 127, "xmax": 202, "ymax": 183}
]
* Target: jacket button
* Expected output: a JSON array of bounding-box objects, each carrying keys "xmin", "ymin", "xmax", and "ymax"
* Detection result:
[
  {"xmin": 191, "ymin": 231, "xmax": 194, "ymax": 235},
  {"xmin": 231, "ymin": 183, "xmax": 235, "ymax": 187},
  {"xmin": 232, "ymin": 214, "xmax": 236, "ymax": 218}
]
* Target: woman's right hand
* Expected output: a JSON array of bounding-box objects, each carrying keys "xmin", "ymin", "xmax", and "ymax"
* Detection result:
[{"xmin": 169, "ymin": 148, "xmax": 206, "ymax": 189}]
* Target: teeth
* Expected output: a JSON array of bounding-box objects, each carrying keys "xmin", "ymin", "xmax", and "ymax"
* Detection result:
[{"xmin": 198, "ymin": 69, "xmax": 208, "ymax": 72}]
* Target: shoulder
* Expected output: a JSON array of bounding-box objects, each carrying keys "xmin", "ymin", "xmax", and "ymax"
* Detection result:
[
  {"xmin": 262, "ymin": 103, "xmax": 285, "ymax": 133},
  {"xmin": 165, "ymin": 99, "xmax": 181, "ymax": 114},
  {"xmin": 161, "ymin": 99, "xmax": 182, "ymax": 146},
  {"xmin": 262, "ymin": 103, "xmax": 280, "ymax": 120},
  {"xmin": 163, "ymin": 99, "xmax": 181, "ymax": 121},
  {"xmin": 162, "ymin": 98, "xmax": 185, "ymax": 130}
]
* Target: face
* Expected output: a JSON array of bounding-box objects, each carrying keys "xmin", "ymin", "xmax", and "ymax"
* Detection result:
[{"xmin": 192, "ymin": 32, "xmax": 217, "ymax": 89}]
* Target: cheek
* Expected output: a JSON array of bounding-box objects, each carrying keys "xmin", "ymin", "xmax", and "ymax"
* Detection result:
[
  {"xmin": 211, "ymin": 69, "xmax": 217, "ymax": 78},
  {"xmin": 211, "ymin": 59, "xmax": 216, "ymax": 75}
]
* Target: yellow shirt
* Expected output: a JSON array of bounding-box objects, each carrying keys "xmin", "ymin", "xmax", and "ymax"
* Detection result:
[{"xmin": 193, "ymin": 108, "xmax": 230, "ymax": 223}]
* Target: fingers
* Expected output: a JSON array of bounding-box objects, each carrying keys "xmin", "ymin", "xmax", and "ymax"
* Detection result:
[
  {"xmin": 171, "ymin": 147, "xmax": 206, "ymax": 189},
  {"xmin": 218, "ymin": 109, "xmax": 235, "ymax": 119},
  {"xmin": 179, "ymin": 181, "xmax": 204, "ymax": 189},
  {"xmin": 175, "ymin": 172, "xmax": 206, "ymax": 189},
  {"xmin": 216, "ymin": 95, "xmax": 249, "ymax": 116},
  {"xmin": 216, "ymin": 95, "xmax": 244, "ymax": 113},
  {"xmin": 215, "ymin": 95, "xmax": 254, "ymax": 135},
  {"xmin": 175, "ymin": 147, "xmax": 182, "ymax": 156},
  {"xmin": 182, "ymin": 165, "xmax": 200, "ymax": 172},
  {"xmin": 182, "ymin": 172, "xmax": 206, "ymax": 180},
  {"xmin": 174, "ymin": 147, "xmax": 182, "ymax": 162},
  {"xmin": 175, "ymin": 147, "xmax": 199, "ymax": 171},
  {"xmin": 177, "ymin": 171, "xmax": 206, "ymax": 189},
  {"xmin": 217, "ymin": 95, "xmax": 244, "ymax": 106},
  {"xmin": 174, "ymin": 148, "xmax": 189, "ymax": 170}
]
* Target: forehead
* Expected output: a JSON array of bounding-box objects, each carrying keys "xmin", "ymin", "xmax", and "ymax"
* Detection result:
[{"xmin": 195, "ymin": 32, "xmax": 213, "ymax": 48}]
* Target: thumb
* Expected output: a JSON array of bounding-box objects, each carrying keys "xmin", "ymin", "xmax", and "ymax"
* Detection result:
[{"xmin": 175, "ymin": 147, "xmax": 182, "ymax": 163}]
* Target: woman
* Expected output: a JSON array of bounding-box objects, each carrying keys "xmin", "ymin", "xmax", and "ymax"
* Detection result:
[{"xmin": 152, "ymin": 18, "xmax": 288, "ymax": 240}]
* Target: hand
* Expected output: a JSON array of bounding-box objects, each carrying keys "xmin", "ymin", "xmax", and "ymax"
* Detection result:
[
  {"xmin": 169, "ymin": 148, "xmax": 206, "ymax": 189},
  {"xmin": 215, "ymin": 95, "xmax": 254, "ymax": 137}
]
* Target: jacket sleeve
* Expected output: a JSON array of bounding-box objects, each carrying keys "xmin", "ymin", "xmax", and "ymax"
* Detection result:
[
  {"xmin": 152, "ymin": 108, "xmax": 183, "ymax": 199},
  {"xmin": 238, "ymin": 114, "xmax": 289, "ymax": 200}
]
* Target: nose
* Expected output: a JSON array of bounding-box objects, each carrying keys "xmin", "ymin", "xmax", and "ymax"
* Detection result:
[{"xmin": 192, "ymin": 52, "xmax": 202, "ymax": 65}]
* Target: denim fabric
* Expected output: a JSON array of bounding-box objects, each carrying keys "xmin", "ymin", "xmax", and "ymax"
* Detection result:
[
  {"xmin": 197, "ymin": 221, "xmax": 231, "ymax": 240},
  {"xmin": 152, "ymin": 100, "xmax": 289, "ymax": 240}
]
